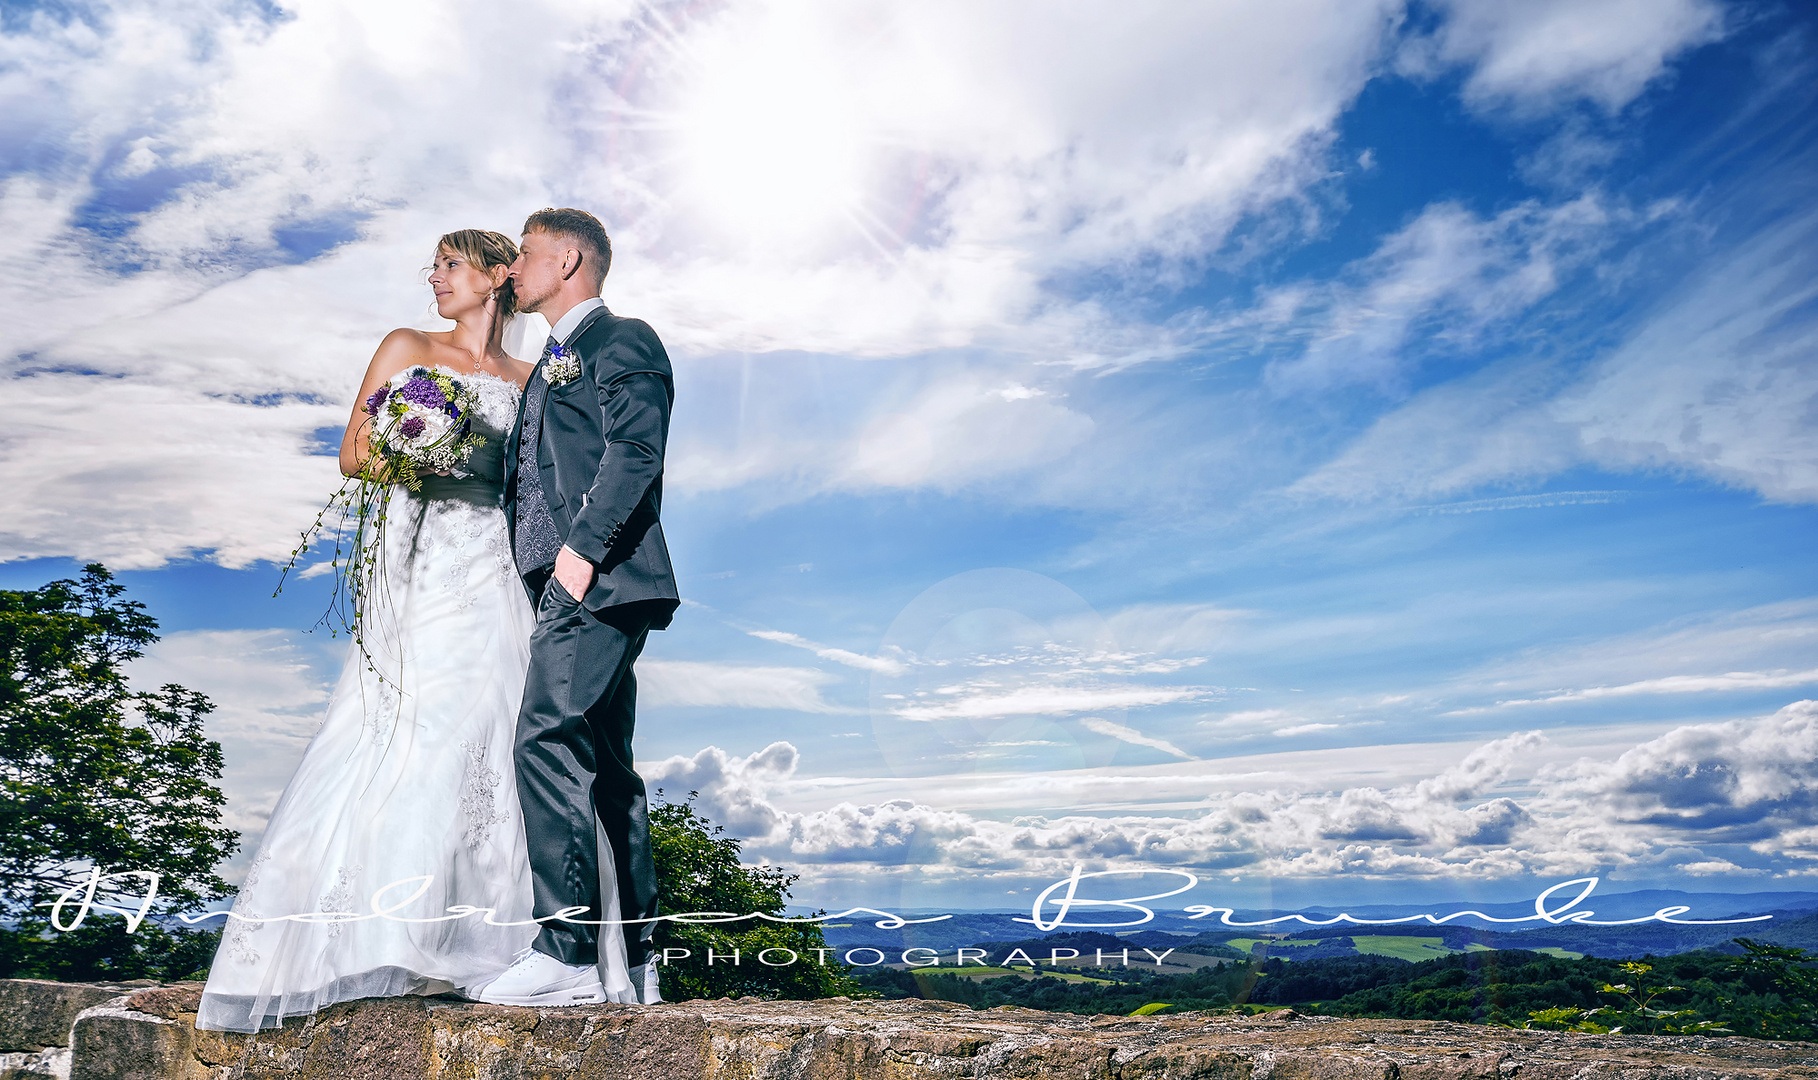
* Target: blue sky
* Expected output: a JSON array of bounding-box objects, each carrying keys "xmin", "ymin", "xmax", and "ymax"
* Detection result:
[{"xmin": 3, "ymin": 0, "xmax": 1816, "ymax": 916}]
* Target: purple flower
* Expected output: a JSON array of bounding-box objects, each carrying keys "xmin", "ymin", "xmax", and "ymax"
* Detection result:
[
  {"xmin": 399, "ymin": 415, "xmax": 426, "ymax": 438},
  {"xmin": 363, "ymin": 386, "xmax": 390, "ymax": 416},
  {"xmin": 396, "ymin": 377, "xmax": 449, "ymax": 410}
]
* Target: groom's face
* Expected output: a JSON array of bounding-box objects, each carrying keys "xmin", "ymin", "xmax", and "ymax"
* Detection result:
[{"xmin": 510, "ymin": 230, "xmax": 565, "ymax": 314}]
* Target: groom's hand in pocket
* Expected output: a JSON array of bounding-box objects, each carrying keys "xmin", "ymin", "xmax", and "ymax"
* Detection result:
[{"xmin": 553, "ymin": 544, "xmax": 596, "ymax": 602}]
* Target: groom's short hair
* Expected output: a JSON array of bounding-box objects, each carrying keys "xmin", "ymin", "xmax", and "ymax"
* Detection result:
[{"xmin": 523, "ymin": 208, "xmax": 612, "ymax": 286}]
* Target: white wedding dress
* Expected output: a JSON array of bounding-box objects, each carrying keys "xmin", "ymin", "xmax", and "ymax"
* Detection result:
[{"xmin": 198, "ymin": 357, "xmax": 609, "ymax": 1032}]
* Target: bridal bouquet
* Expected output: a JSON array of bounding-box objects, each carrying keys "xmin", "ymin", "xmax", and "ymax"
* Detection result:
[{"xmin": 361, "ymin": 367, "xmax": 486, "ymax": 491}]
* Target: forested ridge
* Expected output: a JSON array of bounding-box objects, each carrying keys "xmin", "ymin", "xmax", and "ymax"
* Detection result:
[{"xmin": 849, "ymin": 942, "xmax": 1817, "ymax": 1040}]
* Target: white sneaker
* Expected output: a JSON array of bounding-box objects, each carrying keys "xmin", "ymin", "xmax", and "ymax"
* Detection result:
[
  {"xmin": 630, "ymin": 960, "xmax": 662, "ymax": 1004},
  {"xmin": 472, "ymin": 948, "xmax": 608, "ymax": 1006}
]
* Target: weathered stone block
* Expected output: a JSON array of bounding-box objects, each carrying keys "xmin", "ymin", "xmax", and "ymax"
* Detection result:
[
  {"xmin": 293, "ymin": 998, "xmax": 431, "ymax": 1080},
  {"xmin": 70, "ymin": 1000, "xmax": 207, "ymax": 1080},
  {"xmin": 0, "ymin": 979, "xmax": 127, "ymax": 1052}
]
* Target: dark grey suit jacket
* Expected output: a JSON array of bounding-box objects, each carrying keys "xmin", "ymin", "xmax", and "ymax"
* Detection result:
[{"xmin": 503, "ymin": 305, "xmax": 680, "ymax": 627}]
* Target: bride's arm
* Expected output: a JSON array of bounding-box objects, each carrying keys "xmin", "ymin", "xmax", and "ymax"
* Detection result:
[{"xmin": 337, "ymin": 329, "xmax": 428, "ymax": 478}]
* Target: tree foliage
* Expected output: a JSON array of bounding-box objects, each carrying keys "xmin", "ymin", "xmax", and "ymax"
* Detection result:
[
  {"xmin": 649, "ymin": 791, "xmax": 857, "ymax": 1000},
  {"xmin": 1722, "ymin": 939, "xmax": 1818, "ymax": 1041},
  {"xmin": 0, "ymin": 565, "xmax": 239, "ymax": 923},
  {"xmin": 0, "ymin": 920, "xmax": 222, "ymax": 982},
  {"xmin": 851, "ymin": 961, "xmax": 1247, "ymax": 1015},
  {"xmin": 843, "ymin": 941, "xmax": 1816, "ymax": 1040}
]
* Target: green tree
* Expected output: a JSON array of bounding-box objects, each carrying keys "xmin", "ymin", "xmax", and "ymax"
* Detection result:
[
  {"xmin": 649, "ymin": 791, "xmax": 857, "ymax": 1000},
  {"xmin": 0, "ymin": 565, "xmax": 239, "ymax": 937},
  {"xmin": 1722, "ymin": 939, "xmax": 1818, "ymax": 1041}
]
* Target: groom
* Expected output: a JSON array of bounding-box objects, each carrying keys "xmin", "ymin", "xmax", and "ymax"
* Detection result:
[{"xmin": 482, "ymin": 207, "xmax": 679, "ymax": 1007}]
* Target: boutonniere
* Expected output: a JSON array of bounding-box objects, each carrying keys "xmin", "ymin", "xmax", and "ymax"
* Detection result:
[{"xmin": 541, "ymin": 343, "xmax": 582, "ymax": 387}]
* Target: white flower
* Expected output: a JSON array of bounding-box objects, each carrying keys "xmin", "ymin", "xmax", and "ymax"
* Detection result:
[{"xmin": 542, "ymin": 353, "xmax": 582, "ymax": 386}]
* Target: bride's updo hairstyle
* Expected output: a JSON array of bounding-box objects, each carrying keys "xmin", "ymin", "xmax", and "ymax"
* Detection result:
[{"xmin": 433, "ymin": 229, "xmax": 520, "ymax": 318}]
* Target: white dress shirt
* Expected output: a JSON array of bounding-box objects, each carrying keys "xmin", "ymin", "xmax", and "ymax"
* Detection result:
[{"xmin": 548, "ymin": 296, "xmax": 605, "ymax": 346}]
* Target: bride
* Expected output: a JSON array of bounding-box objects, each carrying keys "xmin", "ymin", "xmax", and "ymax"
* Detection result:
[{"xmin": 197, "ymin": 230, "xmax": 616, "ymax": 1032}]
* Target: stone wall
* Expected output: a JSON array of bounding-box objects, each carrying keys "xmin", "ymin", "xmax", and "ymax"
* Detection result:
[{"xmin": 0, "ymin": 978, "xmax": 1813, "ymax": 1080}]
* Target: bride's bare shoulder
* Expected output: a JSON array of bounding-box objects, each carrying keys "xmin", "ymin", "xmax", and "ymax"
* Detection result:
[
  {"xmin": 377, "ymin": 326, "xmax": 437, "ymax": 355},
  {"xmin": 364, "ymin": 327, "xmax": 435, "ymax": 379}
]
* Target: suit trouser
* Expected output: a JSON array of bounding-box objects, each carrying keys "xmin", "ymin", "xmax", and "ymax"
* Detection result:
[{"xmin": 515, "ymin": 574, "xmax": 657, "ymax": 968}]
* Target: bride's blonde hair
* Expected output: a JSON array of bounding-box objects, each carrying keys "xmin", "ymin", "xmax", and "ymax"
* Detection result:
[{"xmin": 432, "ymin": 229, "xmax": 520, "ymax": 318}]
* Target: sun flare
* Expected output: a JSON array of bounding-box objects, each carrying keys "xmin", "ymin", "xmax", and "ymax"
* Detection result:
[{"xmin": 665, "ymin": 8, "xmax": 872, "ymax": 246}]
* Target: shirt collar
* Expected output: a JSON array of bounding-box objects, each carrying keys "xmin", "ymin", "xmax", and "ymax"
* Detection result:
[{"xmin": 549, "ymin": 296, "xmax": 606, "ymax": 346}]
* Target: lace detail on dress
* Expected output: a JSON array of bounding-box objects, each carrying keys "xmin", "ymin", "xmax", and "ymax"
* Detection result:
[
  {"xmin": 455, "ymin": 367, "xmax": 523, "ymax": 432},
  {"xmin": 320, "ymin": 864, "xmax": 362, "ymax": 940},
  {"xmin": 365, "ymin": 678, "xmax": 398, "ymax": 745},
  {"xmin": 423, "ymin": 499, "xmax": 509, "ymax": 611},
  {"xmin": 225, "ymin": 850, "xmax": 273, "ymax": 964},
  {"xmin": 458, "ymin": 741, "xmax": 509, "ymax": 849}
]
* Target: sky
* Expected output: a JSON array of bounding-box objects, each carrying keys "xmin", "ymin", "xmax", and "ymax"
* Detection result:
[{"xmin": 3, "ymin": 0, "xmax": 1816, "ymax": 917}]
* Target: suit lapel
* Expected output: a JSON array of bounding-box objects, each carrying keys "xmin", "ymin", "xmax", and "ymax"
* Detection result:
[{"xmin": 565, "ymin": 304, "xmax": 612, "ymax": 352}]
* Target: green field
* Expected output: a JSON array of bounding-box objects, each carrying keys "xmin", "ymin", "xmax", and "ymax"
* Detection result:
[
  {"xmin": 923, "ymin": 964, "xmax": 1116, "ymax": 984},
  {"xmin": 1348, "ymin": 936, "xmax": 1459, "ymax": 961},
  {"xmin": 1225, "ymin": 938, "xmax": 1319, "ymax": 955}
]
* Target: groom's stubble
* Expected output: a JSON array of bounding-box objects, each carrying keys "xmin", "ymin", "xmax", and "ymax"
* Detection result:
[{"xmin": 507, "ymin": 231, "xmax": 563, "ymax": 316}]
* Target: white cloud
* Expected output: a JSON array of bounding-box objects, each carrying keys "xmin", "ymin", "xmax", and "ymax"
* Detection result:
[
  {"xmin": 1450, "ymin": 598, "xmax": 1818, "ymax": 712},
  {"xmin": 1102, "ymin": 603, "xmax": 1255, "ymax": 657},
  {"xmin": 639, "ymin": 659, "xmax": 850, "ymax": 713},
  {"xmin": 1287, "ymin": 359, "xmax": 1577, "ymax": 503},
  {"xmin": 645, "ymin": 742, "xmax": 801, "ymax": 837},
  {"xmin": 1677, "ymin": 858, "xmax": 1763, "ymax": 876},
  {"xmin": 1266, "ymin": 193, "xmax": 1664, "ymax": 394},
  {"xmin": 1289, "ymin": 184, "xmax": 1818, "ymax": 509},
  {"xmin": 837, "ymin": 377, "xmax": 1096, "ymax": 491},
  {"xmin": 1273, "ymin": 722, "xmax": 1340, "ymax": 737},
  {"xmin": 746, "ymin": 629, "xmax": 907, "ymax": 675},
  {"xmin": 1414, "ymin": 731, "xmax": 1545, "ymax": 802},
  {"xmin": 1404, "ymin": 0, "xmax": 1726, "ymax": 114},
  {"xmin": 891, "ymin": 682, "xmax": 1214, "ymax": 722},
  {"xmin": 1078, "ymin": 717, "xmax": 1192, "ymax": 760},
  {"xmin": 0, "ymin": 371, "xmax": 344, "ymax": 568},
  {"xmin": 1541, "ymin": 700, "xmax": 1818, "ymax": 834},
  {"xmin": 1555, "ymin": 203, "xmax": 1818, "ymax": 503},
  {"xmin": 642, "ymin": 701, "xmax": 1818, "ymax": 890},
  {"xmin": 1219, "ymin": 709, "xmax": 1297, "ymax": 725},
  {"xmin": 1494, "ymin": 668, "xmax": 1818, "ymax": 707}
]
